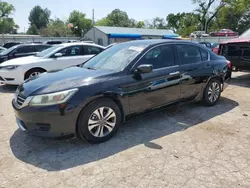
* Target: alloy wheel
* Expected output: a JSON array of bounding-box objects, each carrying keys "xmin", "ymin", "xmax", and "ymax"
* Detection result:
[
  {"xmin": 208, "ymin": 82, "xmax": 220, "ymax": 102},
  {"xmin": 88, "ymin": 107, "xmax": 116, "ymax": 138},
  {"xmin": 29, "ymin": 72, "xmax": 41, "ymax": 78}
]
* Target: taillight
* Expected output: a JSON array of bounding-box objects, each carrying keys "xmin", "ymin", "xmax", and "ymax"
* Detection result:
[{"xmin": 226, "ymin": 60, "xmax": 231, "ymax": 69}]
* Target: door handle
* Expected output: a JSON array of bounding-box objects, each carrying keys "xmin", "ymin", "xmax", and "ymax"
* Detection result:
[{"xmin": 169, "ymin": 71, "xmax": 180, "ymax": 76}]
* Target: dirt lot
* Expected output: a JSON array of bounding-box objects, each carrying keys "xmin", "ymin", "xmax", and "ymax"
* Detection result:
[{"xmin": 1, "ymin": 72, "xmax": 250, "ymax": 188}]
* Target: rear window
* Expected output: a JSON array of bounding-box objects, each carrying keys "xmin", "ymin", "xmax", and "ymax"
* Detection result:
[{"xmin": 221, "ymin": 43, "xmax": 250, "ymax": 57}]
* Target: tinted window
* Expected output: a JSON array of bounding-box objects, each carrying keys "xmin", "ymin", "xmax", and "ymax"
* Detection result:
[
  {"xmin": 200, "ymin": 48, "xmax": 209, "ymax": 61},
  {"xmin": 57, "ymin": 46, "xmax": 81, "ymax": 57},
  {"xmin": 16, "ymin": 46, "xmax": 35, "ymax": 53},
  {"xmin": 176, "ymin": 44, "xmax": 201, "ymax": 64},
  {"xmin": 138, "ymin": 45, "xmax": 175, "ymax": 69},
  {"xmin": 47, "ymin": 41, "xmax": 62, "ymax": 45},
  {"xmin": 35, "ymin": 45, "xmax": 51, "ymax": 52},
  {"xmin": 85, "ymin": 46, "xmax": 103, "ymax": 55}
]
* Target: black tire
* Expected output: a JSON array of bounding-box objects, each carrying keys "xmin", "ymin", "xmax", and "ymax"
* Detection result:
[
  {"xmin": 77, "ymin": 98, "xmax": 121, "ymax": 143},
  {"xmin": 203, "ymin": 79, "xmax": 222, "ymax": 106},
  {"xmin": 24, "ymin": 68, "xmax": 46, "ymax": 80}
]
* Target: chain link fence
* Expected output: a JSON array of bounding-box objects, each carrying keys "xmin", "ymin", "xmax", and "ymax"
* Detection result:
[{"xmin": 0, "ymin": 35, "xmax": 79, "ymax": 45}]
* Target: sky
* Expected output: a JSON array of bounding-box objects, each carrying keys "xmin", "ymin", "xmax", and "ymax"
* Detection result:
[{"xmin": 8, "ymin": 0, "xmax": 196, "ymax": 32}]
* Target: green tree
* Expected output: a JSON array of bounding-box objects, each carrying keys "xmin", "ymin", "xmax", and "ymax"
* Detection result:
[
  {"xmin": 136, "ymin": 21, "xmax": 145, "ymax": 28},
  {"xmin": 95, "ymin": 17, "xmax": 109, "ymax": 26},
  {"xmin": 0, "ymin": 0, "xmax": 19, "ymax": 34},
  {"xmin": 27, "ymin": 5, "xmax": 51, "ymax": 34},
  {"xmin": 152, "ymin": 17, "xmax": 167, "ymax": 29},
  {"xmin": 166, "ymin": 12, "xmax": 200, "ymax": 37},
  {"xmin": 105, "ymin": 9, "xmax": 131, "ymax": 27},
  {"xmin": 68, "ymin": 10, "xmax": 92, "ymax": 37},
  {"xmin": 192, "ymin": 0, "xmax": 226, "ymax": 32},
  {"xmin": 215, "ymin": 0, "xmax": 250, "ymax": 34},
  {"xmin": 40, "ymin": 18, "xmax": 72, "ymax": 37}
]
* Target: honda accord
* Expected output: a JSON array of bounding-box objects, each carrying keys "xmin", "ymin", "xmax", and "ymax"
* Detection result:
[{"xmin": 12, "ymin": 40, "xmax": 231, "ymax": 143}]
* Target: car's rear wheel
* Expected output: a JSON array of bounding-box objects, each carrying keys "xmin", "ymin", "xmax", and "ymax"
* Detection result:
[
  {"xmin": 25, "ymin": 68, "xmax": 46, "ymax": 80},
  {"xmin": 77, "ymin": 98, "xmax": 121, "ymax": 143},
  {"xmin": 203, "ymin": 79, "xmax": 222, "ymax": 106}
]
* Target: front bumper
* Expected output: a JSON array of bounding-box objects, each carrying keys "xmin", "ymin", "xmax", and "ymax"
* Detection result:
[
  {"xmin": 12, "ymin": 100, "xmax": 82, "ymax": 138},
  {"xmin": 0, "ymin": 69, "xmax": 24, "ymax": 85}
]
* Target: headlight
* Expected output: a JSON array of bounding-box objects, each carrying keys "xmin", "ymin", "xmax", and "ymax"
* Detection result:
[
  {"xmin": 0, "ymin": 65, "xmax": 20, "ymax": 70},
  {"xmin": 29, "ymin": 88, "xmax": 78, "ymax": 106}
]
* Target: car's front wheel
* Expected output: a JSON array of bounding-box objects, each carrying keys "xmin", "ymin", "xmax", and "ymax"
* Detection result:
[
  {"xmin": 203, "ymin": 79, "xmax": 222, "ymax": 106},
  {"xmin": 77, "ymin": 98, "xmax": 121, "ymax": 143},
  {"xmin": 25, "ymin": 68, "xmax": 46, "ymax": 80}
]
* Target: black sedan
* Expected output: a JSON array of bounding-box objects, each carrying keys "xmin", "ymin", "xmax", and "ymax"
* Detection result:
[
  {"xmin": 0, "ymin": 44, "xmax": 51, "ymax": 63},
  {"xmin": 12, "ymin": 40, "xmax": 231, "ymax": 143}
]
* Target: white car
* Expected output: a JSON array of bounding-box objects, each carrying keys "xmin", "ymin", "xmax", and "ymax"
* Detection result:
[{"xmin": 0, "ymin": 43, "xmax": 105, "ymax": 85}]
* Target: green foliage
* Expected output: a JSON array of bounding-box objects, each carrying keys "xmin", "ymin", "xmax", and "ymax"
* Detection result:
[
  {"xmin": 40, "ymin": 19, "xmax": 73, "ymax": 37},
  {"xmin": 26, "ymin": 24, "xmax": 39, "ymax": 35},
  {"xmin": 68, "ymin": 10, "xmax": 92, "ymax": 37},
  {"xmin": 136, "ymin": 21, "xmax": 145, "ymax": 28},
  {"xmin": 166, "ymin": 13, "xmax": 200, "ymax": 36},
  {"xmin": 28, "ymin": 5, "xmax": 51, "ymax": 34},
  {"xmin": 0, "ymin": 0, "xmax": 18, "ymax": 33}
]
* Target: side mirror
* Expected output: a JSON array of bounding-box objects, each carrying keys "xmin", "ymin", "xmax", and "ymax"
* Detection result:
[
  {"xmin": 136, "ymin": 64, "xmax": 153, "ymax": 74},
  {"xmin": 54, "ymin": 53, "xmax": 63, "ymax": 58}
]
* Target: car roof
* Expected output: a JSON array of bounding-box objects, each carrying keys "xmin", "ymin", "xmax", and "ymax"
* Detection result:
[
  {"xmin": 59, "ymin": 42, "xmax": 105, "ymax": 49},
  {"xmin": 14, "ymin": 43, "xmax": 51, "ymax": 48}
]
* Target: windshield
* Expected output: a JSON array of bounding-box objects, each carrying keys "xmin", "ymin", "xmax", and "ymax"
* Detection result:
[
  {"xmin": 0, "ymin": 45, "xmax": 18, "ymax": 55},
  {"xmin": 240, "ymin": 28, "xmax": 250, "ymax": 38},
  {"xmin": 83, "ymin": 42, "xmax": 147, "ymax": 71},
  {"xmin": 36, "ymin": 45, "xmax": 62, "ymax": 57}
]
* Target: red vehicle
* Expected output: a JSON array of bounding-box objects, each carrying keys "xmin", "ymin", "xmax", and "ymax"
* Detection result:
[
  {"xmin": 212, "ymin": 45, "xmax": 219, "ymax": 54},
  {"xmin": 210, "ymin": 29, "xmax": 238, "ymax": 37}
]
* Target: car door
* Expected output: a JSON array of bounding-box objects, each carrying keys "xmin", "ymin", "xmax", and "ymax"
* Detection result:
[
  {"xmin": 124, "ymin": 44, "xmax": 181, "ymax": 114},
  {"xmin": 176, "ymin": 44, "xmax": 211, "ymax": 100},
  {"xmin": 49, "ymin": 45, "xmax": 86, "ymax": 69},
  {"xmin": 11, "ymin": 46, "xmax": 36, "ymax": 59}
]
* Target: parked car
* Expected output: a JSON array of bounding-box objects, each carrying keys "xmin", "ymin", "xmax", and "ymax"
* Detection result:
[
  {"xmin": 0, "ymin": 44, "xmax": 51, "ymax": 64},
  {"xmin": 218, "ymin": 37, "xmax": 250, "ymax": 70},
  {"xmin": 43, "ymin": 41, "xmax": 63, "ymax": 45},
  {"xmin": 0, "ymin": 46, "xmax": 6, "ymax": 53},
  {"xmin": 12, "ymin": 40, "xmax": 231, "ymax": 143},
  {"xmin": 210, "ymin": 29, "xmax": 238, "ymax": 37},
  {"xmin": 3, "ymin": 42, "xmax": 22, "ymax": 49},
  {"xmin": 190, "ymin": 31, "xmax": 209, "ymax": 38},
  {"xmin": 0, "ymin": 43, "xmax": 105, "ymax": 85}
]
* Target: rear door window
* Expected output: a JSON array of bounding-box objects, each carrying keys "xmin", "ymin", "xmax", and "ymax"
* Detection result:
[
  {"xmin": 199, "ymin": 48, "xmax": 209, "ymax": 61},
  {"xmin": 16, "ymin": 46, "xmax": 36, "ymax": 54},
  {"xmin": 35, "ymin": 45, "xmax": 51, "ymax": 52},
  {"xmin": 57, "ymin": 46, "xmax": 82, "ymax": 57},
  {"xmin": 176, "ymin": 44, "xmax": 202, "ymax": 64}
]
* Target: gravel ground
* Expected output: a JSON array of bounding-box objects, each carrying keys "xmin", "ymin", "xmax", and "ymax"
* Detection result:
[{"xmin": 1, "ymin": 72, "xmax": 250, "ymax": 188}]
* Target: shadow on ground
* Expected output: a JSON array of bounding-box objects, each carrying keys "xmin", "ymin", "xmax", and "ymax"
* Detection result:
[
  {"xmin": 230, "ymin": 72, "xmax": 250, "ymax": 88},
  {"xmin": 10, "ymin": 97, "xmax": 238, "ymax": 171},
  {"xmin": 0, "ymin": 84, "xmax": 18, "ymax": 93}
]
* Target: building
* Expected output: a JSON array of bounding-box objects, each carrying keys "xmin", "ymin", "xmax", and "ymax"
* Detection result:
[{"xmin": 84, "ymin": 26, "xmax": 179, "ymax": 46}]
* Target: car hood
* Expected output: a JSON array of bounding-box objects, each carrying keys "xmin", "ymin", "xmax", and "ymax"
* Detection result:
[
  {"xmin": 17, "ymin": 67, "xmax": 114, "ymax": 96},
  {"xmin": 0, "ymin": 56, "xmax": 44, "ymax": 66}
]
